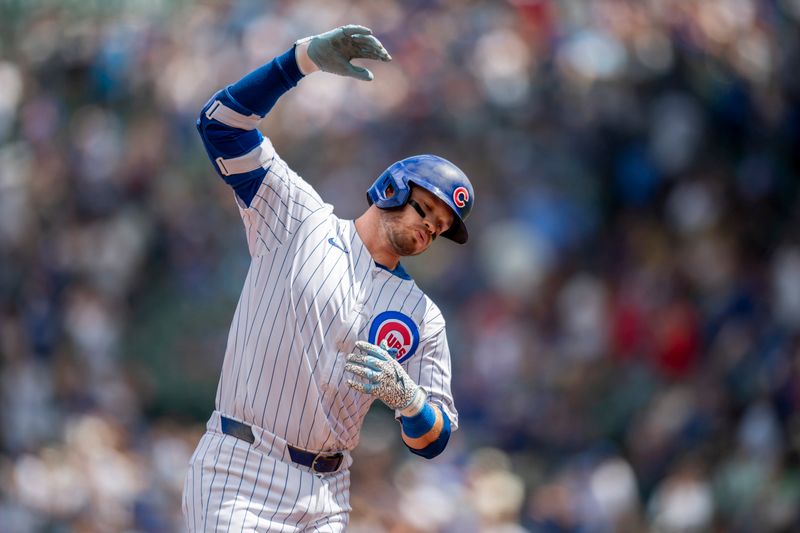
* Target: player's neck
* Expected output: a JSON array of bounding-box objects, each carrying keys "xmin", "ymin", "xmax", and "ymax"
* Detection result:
[{"xmin": 355, "ymin": 209, "xmax": 400, "ymax": 269}]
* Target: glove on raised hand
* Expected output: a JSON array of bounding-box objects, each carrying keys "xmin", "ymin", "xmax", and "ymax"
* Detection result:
[
  {"xmin": 295, "ymin": 24, "xmax": 391, "ymax": 81},
  {"xmin": 345, "ymin": 340, "xmax": 426, "ymax": 416}
]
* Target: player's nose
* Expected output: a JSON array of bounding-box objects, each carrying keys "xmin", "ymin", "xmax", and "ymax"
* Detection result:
[{"xmin": 423, "ymin": 220, "xmax": 436, "ymax": 240}]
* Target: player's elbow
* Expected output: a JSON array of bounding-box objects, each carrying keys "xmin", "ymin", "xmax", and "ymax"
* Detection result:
[
  {"xmin": 197, "ymin": 91, "xmax": 263, "ymax": 155},
  {"xmin": 406, "ymin": 428, "xmax": 450, "ymax": 459},
  {"xmin": 401, "ymin": 405, "xmax": 452, "ymax": 459},
  {"xmin": 196, "ymin": 96, "xmax": 216, "ymax": 140}
]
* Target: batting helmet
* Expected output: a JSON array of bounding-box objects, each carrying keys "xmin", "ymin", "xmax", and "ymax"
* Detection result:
[{"xmin": 366, "ymin": 155, "xmax": 474, "ymax": 244}]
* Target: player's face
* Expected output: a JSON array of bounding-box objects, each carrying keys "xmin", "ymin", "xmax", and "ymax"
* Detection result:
[{"xmin": 381, "ymin": 187, "xmax": 455, "ymax": 256}]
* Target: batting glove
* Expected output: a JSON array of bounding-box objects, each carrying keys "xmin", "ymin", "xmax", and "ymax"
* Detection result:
[
  {"xmin": 295, "ymin": 25, "xmax": 391, "ymax": 81},
  {"xmin": 345, "ymin": 340, "xmax": 426, "ymax": 416}
]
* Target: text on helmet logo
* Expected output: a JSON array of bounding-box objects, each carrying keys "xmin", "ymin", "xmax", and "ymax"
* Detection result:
[{"xmin": 453, "ymin": 186, "xmax": 469, "ymax": 208}]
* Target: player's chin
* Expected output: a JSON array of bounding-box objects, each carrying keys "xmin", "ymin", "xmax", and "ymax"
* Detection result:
[
  {"xmin": 402, "ymin": 246, "xmax": 427, "ymax": 257},
  {"xmin": 413, "ymin": 229, "xmax": 433, "ymax": 251},
  {"xmin": 391, "ymin": 235, "xmax": 427, "ymax": 257},
  {"xmin": 401, "ymin": 244, "xmax": 429, "ymax": 257},
  {"xmin": 408, "ymin": 240, "xmax": 431, "ymax": 256},
  {"xmin": 406, "ymin": 233, "xmax": 431, "ymax": 255}
]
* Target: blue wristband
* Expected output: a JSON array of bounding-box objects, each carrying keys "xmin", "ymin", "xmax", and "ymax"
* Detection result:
[
  {"xmin": 403, "ymin": 405, "xmax": 452, "ymax": 459},
  {"xmin": 401, "ymin": 402, "xmax": 437, "ymax": 438}
]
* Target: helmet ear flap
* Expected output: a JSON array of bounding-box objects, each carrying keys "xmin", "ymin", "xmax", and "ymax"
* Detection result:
[{"xmin": 367, "ymin": 170, "xmax": 410, "ymax": 208}]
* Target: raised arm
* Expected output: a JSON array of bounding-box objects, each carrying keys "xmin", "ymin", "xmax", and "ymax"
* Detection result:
[{"xmin": 196, "ymin": 25, "xmax": 391, "ymax": 207}]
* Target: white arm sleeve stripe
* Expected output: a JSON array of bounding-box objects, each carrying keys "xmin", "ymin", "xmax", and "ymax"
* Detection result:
[
  {"xmin": 205, "ymin": 99, "xmax": 262, "ymax": 130},
  {"xmin": 215, "ymin": 138, "xmax": 275, "ymax": 177}
]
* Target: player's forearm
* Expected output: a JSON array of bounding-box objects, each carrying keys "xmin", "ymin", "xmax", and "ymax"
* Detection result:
[
  {"xmin": 344, "ymin": 342, "xmax": 454, "ymax": 459},
  {"xmin": 195, "ymin": 46, "xmax": 307, "ymax": 205},
  {"xmin": 400, "ymin": 401, "xmax": 452, "ymax": 459},
  {"xmin": 196, "ymin": 46, "xmax": 305, "ymax": 164},
  {"xmin": 227, "ymin": 47, "xmax": 305, "ymax": 117}
]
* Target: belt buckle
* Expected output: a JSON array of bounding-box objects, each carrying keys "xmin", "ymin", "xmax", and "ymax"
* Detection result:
[{"xmin": 311, "ymin": 452, "xmax": 342, "ymax": 473}]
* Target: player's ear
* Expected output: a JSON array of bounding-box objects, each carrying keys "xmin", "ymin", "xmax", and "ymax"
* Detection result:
[{"xmin": 385, "ymin": 184, "xmax": 394, "ymax": 198}]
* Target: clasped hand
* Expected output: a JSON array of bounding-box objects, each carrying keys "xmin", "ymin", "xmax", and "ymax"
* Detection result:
[{"xmin": 345, "ymin": 340, "xmax": 425, "ymax": 415}]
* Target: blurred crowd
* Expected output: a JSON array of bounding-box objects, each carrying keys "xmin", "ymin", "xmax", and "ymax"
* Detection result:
[{"xmin": 2, "ymin": 0, "xmax": 800, "ymax": 531}]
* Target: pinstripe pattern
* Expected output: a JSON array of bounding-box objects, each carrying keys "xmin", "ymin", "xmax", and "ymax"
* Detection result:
[
  {"xmin": 183, "ymin": 429, "xmax": 352, "ymax": 532},
  {"xmin": 185, "ymin": 96, "xmax": 457, "ymax": 529}
]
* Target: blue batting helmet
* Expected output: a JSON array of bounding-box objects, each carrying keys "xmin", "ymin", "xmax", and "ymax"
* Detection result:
[{"xmin": 366, "ymin": 155, "xmax": 474, "ymax": 244}]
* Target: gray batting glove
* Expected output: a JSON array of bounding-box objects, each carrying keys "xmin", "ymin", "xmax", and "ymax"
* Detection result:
[
  {"xmin": 345, "ymin": 340, "xmax": 426, "ymax": 415},
  {"xmin": 296, "ymin": 24, "xmax": 391, "ymax": 81}
]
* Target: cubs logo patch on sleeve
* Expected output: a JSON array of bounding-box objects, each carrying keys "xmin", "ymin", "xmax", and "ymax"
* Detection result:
[{"xmin": 368, "ymin": 311, "xmax": 420, "ymax": 363}]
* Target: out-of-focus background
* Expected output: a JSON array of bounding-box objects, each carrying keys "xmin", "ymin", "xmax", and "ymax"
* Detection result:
[{"xmin": 1, "ymin": 0, "xmax": 800, "ymax": 531}]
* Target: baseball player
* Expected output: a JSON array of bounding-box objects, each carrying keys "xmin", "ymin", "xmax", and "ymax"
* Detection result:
[{"xmin": 182, "ymin": 24, "xmax": 474, "ymax": 532}]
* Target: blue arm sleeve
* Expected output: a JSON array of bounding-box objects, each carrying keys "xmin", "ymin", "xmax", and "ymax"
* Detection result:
[
  {"xmin": 227, "ymin": 47, "xmax": 304, "ymax": 116},
  {"xmin": 196, "ymin": 47, "xmax": 304, "ymax": 206},
  {"xmin": 401, "ymin": 403, "xmax": 452, "ymax": 459}
]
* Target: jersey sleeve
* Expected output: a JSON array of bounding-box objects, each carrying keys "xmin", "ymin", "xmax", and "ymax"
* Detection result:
[
  {"xmin": 402, "ymin": 303, "xmax": 459, "ymax": 431},
  {"xmin": 196, "ymin": 48, "xmax": 326, "ymax": 256}
]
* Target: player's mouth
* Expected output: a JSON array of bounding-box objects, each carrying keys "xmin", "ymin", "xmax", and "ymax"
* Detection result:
[{"xmin": 415, "ymin": 229, "xmax": 428, "ymax": 246}]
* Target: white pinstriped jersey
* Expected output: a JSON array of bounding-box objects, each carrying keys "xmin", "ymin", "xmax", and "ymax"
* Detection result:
[{"xmin": 215, "ymin": 136, "xmax": 458, "ymax": 453}]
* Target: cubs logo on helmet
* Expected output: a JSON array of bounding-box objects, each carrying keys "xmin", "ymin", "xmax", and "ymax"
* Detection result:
[
  {"xmin": 368, "ymin": 311, "xmax": 420, "ymax": 363},
  {"xmin": 453, "ymin": 186, "xmax": 469, "ymax": 208}
]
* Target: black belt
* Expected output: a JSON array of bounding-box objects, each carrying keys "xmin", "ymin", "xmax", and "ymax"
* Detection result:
[{"xmin": 220, "ymin": 416, "xmax": 344, "ymax": 474}]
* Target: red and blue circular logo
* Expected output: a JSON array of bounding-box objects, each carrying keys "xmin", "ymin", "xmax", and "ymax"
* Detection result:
[
  {"xmin": 453, "ymin": 186, "xmax": 469, "ymax": 208},
  {"xmin": 368, "ymin": 311, "xmax": 420, "ymax": 363}
]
